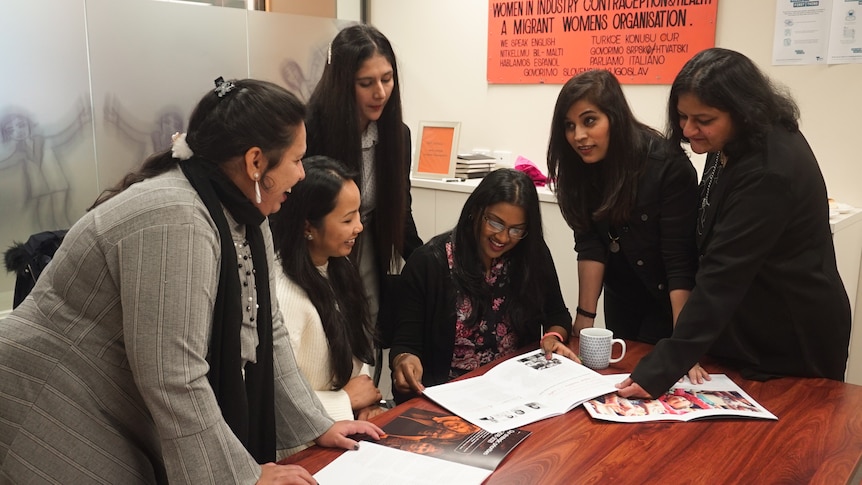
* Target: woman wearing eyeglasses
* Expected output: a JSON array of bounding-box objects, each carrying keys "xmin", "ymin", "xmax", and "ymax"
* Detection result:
[
  {"xmin": 546, "ymin": 70, "xmax": 702, "ymax": 379},
  {"xmin": 389, "ymin": 169, "xmax": 578, "ymax": 403}
]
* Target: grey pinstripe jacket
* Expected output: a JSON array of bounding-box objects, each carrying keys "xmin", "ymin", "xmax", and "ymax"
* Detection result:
[{"xmin": 0, "ymin": 167, "xmax": 332, "ymax": 484}]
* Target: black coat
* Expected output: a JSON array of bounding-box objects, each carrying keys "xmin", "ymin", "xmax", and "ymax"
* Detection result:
[
  {"xmin": 575, "ymin": 143, "xmax": 698, "ymax": 335},
  {"xmin": 631, "ymin": 127, "xmax": 851, "ymax": 397}
]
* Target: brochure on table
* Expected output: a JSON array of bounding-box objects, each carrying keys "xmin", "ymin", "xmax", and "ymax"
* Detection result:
[
  {"xmin": 313, "ymin": 407, "xmax": 531, "ymax": 485},
  {"xmin": 313, "ymin": 441, "xmax": 492, "ymax": 485},
  {"xmin": 422, "ymin": 349, "xmax": 618, "ymax": 433},
  {"xmin": 377, "ymin": 407, "xmax": 530, "ymax": 470},
  {"xmin": 583, "ymin": 374, "xmax": 778, "ymax": 423}
]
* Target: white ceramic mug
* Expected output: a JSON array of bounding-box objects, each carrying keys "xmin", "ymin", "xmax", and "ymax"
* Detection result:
[{"xmin": 579, "ymin": 328, "xmax": 626, "ymax": 370}]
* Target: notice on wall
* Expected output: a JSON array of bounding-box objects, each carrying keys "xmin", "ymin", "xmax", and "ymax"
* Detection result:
[
  {"xmin": 487, "ymin": 0, "xmax": 719, "ymax": 85},
  {"xmin": 771, "ymin": 0, "xmax": 862, "ymax": 65},
  {"xmin": 826, "ymin": 0, "xmax": 862, "ymax": 64},
  {"xmin": 772, "ymin": 0, "xmax": 831, "ymax": 65}
]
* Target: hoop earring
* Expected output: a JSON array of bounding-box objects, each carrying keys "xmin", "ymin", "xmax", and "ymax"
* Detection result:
[{"xmin": 254, "ymin": 173, "xmax": 262, "ymax": 204}]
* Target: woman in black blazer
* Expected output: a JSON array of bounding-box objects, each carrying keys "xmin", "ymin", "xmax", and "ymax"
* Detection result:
[
  {"xmin": 618, "ymin": 48, "xmax": 851, "ymax": 398},
  {"xmin": 547, "ymin": 70, "xmax": 702, "ymax": 379}
]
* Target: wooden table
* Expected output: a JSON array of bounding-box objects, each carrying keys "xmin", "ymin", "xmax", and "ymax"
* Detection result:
[{"xmin": 281, "ymin": 340, "xmax": 862, "ymax": 484}]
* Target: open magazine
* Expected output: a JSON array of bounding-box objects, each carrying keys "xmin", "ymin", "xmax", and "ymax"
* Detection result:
[
  {"xmin": 313, "ymin": 442, "xmax": 493, "ymax": 484},
  {"xmin": 422, "ymin": 349, "xmax": 618, "ymax": 433},
  {"xmin": 583, "ymin": 374, "xmax": 778, "ymax": 422},
  {"xmin": 313, "ymin": 408, "xmax": 530, "ymax": 484},
  {"xmin": 377, "ymin": 407, "xmax": 531, "ymax": 470}
]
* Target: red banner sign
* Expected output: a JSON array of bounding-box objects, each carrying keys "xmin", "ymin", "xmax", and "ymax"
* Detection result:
[{"xmin": 488, "ymin": 0, "xmax": 718, "ymax": 85}]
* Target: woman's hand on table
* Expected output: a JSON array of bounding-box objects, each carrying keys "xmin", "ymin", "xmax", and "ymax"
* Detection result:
[
  {"xmin": 615, "ymin": 377, "xmax": 651, "ymax": 399},
  {"xmin": 392, "ymin": 352, "xmax": 425, "ymax": 395},
  {"xmin": 683, "ymin": 363, "xmax": 711, "ymax": 385},
  {"xmin": 541, "ymin": 334, "xmax": 581, "ymax": 364},
  {"xmin": 257, "ymin": 462, "xmax": 317, "ymax": 485},
  {"xmin": 356, "ymin": 404, "xmax": 388, "ymax": 421},
  {"xmin": 343, "ymin": 374, "xmax": 383, "ymax": 410},
  {"xmin": 315, "ymin": 420, "xmax": 384, "ymax": 450}
]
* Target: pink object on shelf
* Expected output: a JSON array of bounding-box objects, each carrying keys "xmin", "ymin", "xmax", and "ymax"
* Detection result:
[{"xmin": 514, "ymin": 155, "xmax": 549, "ymax": 187}]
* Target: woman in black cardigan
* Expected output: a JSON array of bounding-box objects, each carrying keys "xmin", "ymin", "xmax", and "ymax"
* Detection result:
[
  {"xmin": 389, "ymin": 169, "xmax": 577, "ymax": 403},
  {"xmin": 618, "ymin": 48, "xmax": 851, "ymax": 398}
]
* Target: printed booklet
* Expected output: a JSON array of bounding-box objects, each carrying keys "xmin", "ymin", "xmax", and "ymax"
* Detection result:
[
  {"xmin": 422, "ymin": 349, "xmax": 618, "ymax": 433},
  {"xmin": 377, "ymin": 407, "xmax": 531, "ymax": 470},
  {"xmin": 313, "ymin": 408, "xmax": 531, "ymax": 484},
  {"xmin": 583, "ymin": 374, "xmax": 778, "ymax": 423}
]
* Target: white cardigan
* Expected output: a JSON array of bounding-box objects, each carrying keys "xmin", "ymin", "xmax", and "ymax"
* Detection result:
[{"xmin": 274, "ymin": 263, "xmax": 368, "ymax": 422}]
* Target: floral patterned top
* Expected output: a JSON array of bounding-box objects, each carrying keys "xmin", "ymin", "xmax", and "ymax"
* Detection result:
[{"xmin": 447, "ymin": 240, "xmax": 518, "ymax": 379}]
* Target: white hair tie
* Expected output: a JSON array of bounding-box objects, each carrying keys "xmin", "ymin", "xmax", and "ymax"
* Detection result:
[{"xmin": 171, "ymin": 132, "xmax": 193, "ymax": 160}]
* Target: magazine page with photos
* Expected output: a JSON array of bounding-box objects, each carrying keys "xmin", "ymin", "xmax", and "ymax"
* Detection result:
[
  {"xmin": 422, "ymin": 349, "xmax": 618, "ymax": 433},
  {"xmin": 377, "ymin": 407, "xmax": 531, "ymax": 470},
  {"xmin": 583, "ymin": 374, "xmax": 778, "ymax": 423},
  {"xmin": 314, "ymin": 408, "xmax": 531, "ymax": 484}
]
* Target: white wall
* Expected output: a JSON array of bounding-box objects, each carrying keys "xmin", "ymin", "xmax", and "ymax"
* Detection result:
[
  {"xmin": 371, "ymin": 0, "xmax": 862, "ymax": 382},
  {"xmin": 371, "ymin": 0, "xmax": 862, "ymax": 207}
]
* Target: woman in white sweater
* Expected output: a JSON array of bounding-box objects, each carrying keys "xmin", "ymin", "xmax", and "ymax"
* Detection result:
[{"xmin": 271, "ymin": 156, "xmax": 386, "ymax": 426}]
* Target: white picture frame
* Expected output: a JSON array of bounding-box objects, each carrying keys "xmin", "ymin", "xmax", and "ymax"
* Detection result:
[{"xmin": 411, "ymin": 121, "xmax": 461, "ymax": 180}]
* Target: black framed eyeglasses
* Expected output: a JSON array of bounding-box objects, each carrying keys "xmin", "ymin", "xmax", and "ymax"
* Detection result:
[{"xmin": 482, "ymin": 214, "xmax": 527, "ymax": 240}]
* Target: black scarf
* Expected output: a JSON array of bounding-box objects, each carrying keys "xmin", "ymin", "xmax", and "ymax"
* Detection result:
[{"xmin": 180, "ymin": 159, "xmax": 275, "ymax": 463}]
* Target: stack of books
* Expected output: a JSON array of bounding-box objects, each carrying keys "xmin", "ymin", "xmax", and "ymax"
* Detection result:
[{"xmin": 455, "ymin": 153, "xmax": 496, "ymax": 179}]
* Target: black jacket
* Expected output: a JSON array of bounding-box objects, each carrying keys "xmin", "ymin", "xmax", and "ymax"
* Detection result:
[
  {"xmin": 631, "ymin": 127, "xmax": 851, "ymax": 397},
  {"xmin": 575, "ymin": 144, "xmax": 698, "ymax": 307}
]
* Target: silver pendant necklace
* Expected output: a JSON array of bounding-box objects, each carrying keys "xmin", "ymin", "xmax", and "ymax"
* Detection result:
[
  {"xmin": 698, "ymin": 151, "xmax": 723, "ymax": 236},
  {"xmin": 608, "ymin": 233, "xmax": 620, "ymax": 253},
  {"xmin": 608, "ymin": 228, "xmax": 620, "ymax": 253}
]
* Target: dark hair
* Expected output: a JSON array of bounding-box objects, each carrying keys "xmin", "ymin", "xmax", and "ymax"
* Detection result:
[
  {"xmin": 305, "ymin": 24, "xmax": 407, "ymax": 274},
  {"xmin": 666, "ymin": 48, "xmax": 800, "ymax": 159},
  {"xmin": 269, "ymin": 156, "xmax": 374, "ymax": 388},
  {"xmin": 547, "ymin": 69, "xmax": 663, "ymax": 232},
  {"xmin": 443, "ymin": 169, "xmax": 549, "ymax": 340},
  {"xmin": 90, "ymin": 79, "xmax": 306, "ymax": 208}
]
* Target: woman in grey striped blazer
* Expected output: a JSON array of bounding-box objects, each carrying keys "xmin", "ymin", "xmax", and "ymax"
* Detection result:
[{"xmin": 0, "ymin": 78, "xmax": 382, "ymax": 484}]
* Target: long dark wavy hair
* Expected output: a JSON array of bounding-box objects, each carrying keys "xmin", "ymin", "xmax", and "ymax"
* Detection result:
[
  {"xmin": 547, "ymin": 69, "xmax": 663, "ymax": 232},
  {"xmin": 305, "ymin": 24, "xmax": 407, "ymax": 275},
  {"xmin": 439, "ymin": 169, "xmax": 550, "ymax": 340},
  {"xmin": 666, "ymin": 48, "xmax": 800, "ymax": 160},
  {"xmin": 90, "ymin": 79, "xmax": 305, "ymax": 209},
  {"xmin": 269, "ymin": 156, "xmax": 374, "ymax": 388}
]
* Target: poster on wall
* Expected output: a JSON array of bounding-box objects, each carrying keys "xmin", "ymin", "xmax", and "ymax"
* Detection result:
[
  {"xmin": 826, "ymin": 0, "xmax": 862, "ymax": 64},
  {"xmin": 772, "ymin": 0, "xmax": 831, "ymax": 65},
  {"xmin": 487, "ymin": 0, "xmax": 719, "ymax": 85}
]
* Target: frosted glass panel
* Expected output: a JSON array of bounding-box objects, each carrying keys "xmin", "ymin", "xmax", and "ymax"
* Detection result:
[
  {"xmin": 248, "ymin": 11, "xmax": 350, "ymax": 102},
  {"xmin": 87, "ymin": 0, "xmax": 248, "ymax": 190},
  {"xmin": 0, "ymin": 0, "xmax": 96, "ymax": 305},
  {"xmin": 0, "ymin": 0, "xmax": 335, "ymax": 312}
]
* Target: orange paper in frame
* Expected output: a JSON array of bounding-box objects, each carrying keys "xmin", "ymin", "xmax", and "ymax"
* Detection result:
[
  {"xmin": 487, "ymin": 0, "xmax": 718, "ymax": 85},
  {"xmin": 417, "ymin": 126, "xmax": 456, "ymax": 175}
]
